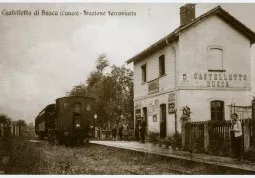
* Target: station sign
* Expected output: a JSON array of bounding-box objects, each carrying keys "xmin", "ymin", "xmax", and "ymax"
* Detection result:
[
  {"xmin": 168, "ymin": 102, "xmax": 175, "ymax": 114},
  {"xmin": 180, "ymin": 72, "xmax": 248, "ymax": 88}
]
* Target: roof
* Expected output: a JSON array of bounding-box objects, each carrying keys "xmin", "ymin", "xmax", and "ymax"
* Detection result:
[
  {"xmin": 126, "ymin": 5, "xmax": 255, "ymax": 64},
  {"xmin": 35, "ymin": 103, "xmax": 55, "ymax": 119},
  {"xmin": 56, "ymin": 95, "xmax": 96, "ymax": 101}
]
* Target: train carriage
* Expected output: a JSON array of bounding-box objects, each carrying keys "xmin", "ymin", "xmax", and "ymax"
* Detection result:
[
  {"xmin": 35, "ymin": 96, "xmax": 96, "ymax": 145},
  {"xmin": 35, "ymin": 104, "xmax": 56, "ymax": 140}
]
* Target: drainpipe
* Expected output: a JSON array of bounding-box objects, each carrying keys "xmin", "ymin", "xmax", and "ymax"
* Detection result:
[{"xmin": 166, "ymin": 38, "xmax": 177, "ymax": 133}]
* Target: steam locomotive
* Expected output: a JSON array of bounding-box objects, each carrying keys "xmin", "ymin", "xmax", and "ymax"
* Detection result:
[{"xmin": 35, "ymin": 96, "xmax": 96, "ymax": 145}]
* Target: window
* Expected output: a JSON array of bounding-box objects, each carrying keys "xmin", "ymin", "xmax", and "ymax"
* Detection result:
[
  {"xmin": 211, "ymin": 100, "xmax": 225, "ymax": 121},
  {"xmin": 64, "ymin": 103, "xmax": 68, "ymax": 111},
  {"xmin": 208, "ymin": 47, "xmax": 224, "ymax": 71},
  {"xmin": 86, "ymin": 104, "xmax": 91, "ymax": 111},
  {"xmin": 141, "ymin": 64, "xmax": 147, "ymax": 82},
  {"xmin": 159, "ymin": 55, "xmax": 165, "ymax": 76},
  {"xmin": 73, "ymin": 103, "xmax": 81, "ymax": 113},
  {"xmin": 39, "ymin": 110, "xmax": 45, "ymax": 117}
]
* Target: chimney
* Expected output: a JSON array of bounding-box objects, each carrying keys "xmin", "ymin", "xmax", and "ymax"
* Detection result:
[{"xmin": 180, "ymin": 4, "xmax": 196, "ymax": 26}]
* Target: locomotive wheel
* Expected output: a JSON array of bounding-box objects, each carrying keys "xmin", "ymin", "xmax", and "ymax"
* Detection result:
[
  {"xmin": 38, "ymin": 134, "xmax": 44, "ymax": 140},
  {"xmin": 65, "ymin": 138, "xmax": 72, "ymax": 147},
  {"xmin": 55, "ymin": 135, "xmax": 65, "ymax": 145},
  {"xmin": 58, "ymin": 138, "xmax": 65, "ymax": 145}
]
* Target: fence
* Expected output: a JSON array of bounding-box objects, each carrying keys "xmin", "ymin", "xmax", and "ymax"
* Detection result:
[
  {"xmin": 228, "ymin": 104, "xmax": 252, "ymax": 120},
  {"xmin": 182, "ymin": 118, "xmax": 255, "ymax": 156}
]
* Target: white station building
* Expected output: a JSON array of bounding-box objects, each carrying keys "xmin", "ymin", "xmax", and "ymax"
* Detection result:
[{"xmin": 126, "ymin": 4, "xmax": 255, "ymax": 137}]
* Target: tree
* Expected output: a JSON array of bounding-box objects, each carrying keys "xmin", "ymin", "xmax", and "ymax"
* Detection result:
[
  {"xmin": 0, "ymin": 114, "xmax": 12, "ymax": 127},
  {"xmin": 95, "ymin": 53, "xmax": 109, "ymax": 73},
  {"xmin": 67, "ymin": 54, "xmax": 134, "ymax": 129},
  {"xmin": 16, "ymin": 119, "xmax": 27, "ymax": 127},
  {"xmin": 104, "ymin": 65, "xmax": 134, "ymax": 127}
]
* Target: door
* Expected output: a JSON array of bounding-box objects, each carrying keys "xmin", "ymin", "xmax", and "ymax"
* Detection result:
[
  {"xmin": 142, "ymin": 107, "xmax": 148, "ymax": 134},
  {"xmin": 211, "ymin": 100, "xmax": 225, "ymax": 121},
  {"xmin": 73, "ymin": 115, "xmax": 82, "ymax": 131},
  {"xmin": 160, "ymin": 104, "xmax": 167, "ymax": 138}
]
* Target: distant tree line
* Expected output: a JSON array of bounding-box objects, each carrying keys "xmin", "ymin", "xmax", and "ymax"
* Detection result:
[
  {"xmin": 67, "ymin": 54, "xmax": 134, "ymax": 129},
  {"xmin": 0, "ymin": 113, "xmax": 27, "ymax": 128}
]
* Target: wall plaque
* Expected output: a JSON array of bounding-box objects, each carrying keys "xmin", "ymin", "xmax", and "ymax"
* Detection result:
[
  {"xmin": 148, "ymin": 78, "xmax": 159, "ymax": 95},
  {"xmin": 168, "ymin": 102, "xmax": 175, "ymax": 114}
]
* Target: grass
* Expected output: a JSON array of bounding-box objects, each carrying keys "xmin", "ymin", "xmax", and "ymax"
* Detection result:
[{"xmin": 0, "ymin": 136, "xmax": 254, "ymax": 175}]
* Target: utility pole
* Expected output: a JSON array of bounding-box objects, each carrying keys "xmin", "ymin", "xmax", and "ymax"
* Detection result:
[
  {"xmin": 175, "ymin": 109, "xmax": 177, "ymax": 133},
  {"xmin": 252, "ymin": 98, "xmax": 255, "ymax": 144}
]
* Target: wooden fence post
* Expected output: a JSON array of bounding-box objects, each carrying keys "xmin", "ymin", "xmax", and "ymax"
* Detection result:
[
  {"xmin": 243, "ymin": 120, "xmax": 250, "ymax": 151},
  {"xmin": 204, "ymin": 122, "xmax": 209, "ymax": 152},
  {"xmin": 182, "ymin": 123, "xmax": 186, "ymax": 149}
]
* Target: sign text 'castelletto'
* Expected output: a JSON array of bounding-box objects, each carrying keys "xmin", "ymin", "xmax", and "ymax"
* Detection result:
[{"xmin": 193, "ymin": 73, "xmax": 247, "ymax": 88}]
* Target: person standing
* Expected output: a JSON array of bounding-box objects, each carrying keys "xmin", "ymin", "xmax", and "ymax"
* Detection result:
[
  {"xmin": 230, "ymin": 113, "xmax": 243, "ymax": 160},
  {"xmin": 140, "ymin": 118, "xmax": 146, "ymax": 143},
  {"xmin": 118, "ymin": 123, "xmax": 123, "ymax": 141},
  {"xmin": 112, "ymin": 123, "xmax": 117, "ymax": 141},
  {"xmin": 135, "ymin": 121, "xmax": 140, "ymax": 141},
  {"xmin": 123, "ymin": 122, "xmax": 129, "ymax": 141}
]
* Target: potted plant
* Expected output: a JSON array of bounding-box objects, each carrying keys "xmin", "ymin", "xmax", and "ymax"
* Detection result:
[
  {"xmin": 163, "ymin": 137, "xmax": 172, "ymax": 149},
  {"xmin": 180, "ymin": 106, "xmax": 191, "ymax": 124},
  {"xmin": 147, "ymin": 131, "xmax": 159, "ymax": 146},
  {"xmin": 158, "ymin": 138, "xmax": 163, "ymax": 147}
]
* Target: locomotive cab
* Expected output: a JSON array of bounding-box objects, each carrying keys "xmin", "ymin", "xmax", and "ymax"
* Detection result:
[{"xmin": 54, "ymin": 96, "xmax": 95, "ymax": 145}]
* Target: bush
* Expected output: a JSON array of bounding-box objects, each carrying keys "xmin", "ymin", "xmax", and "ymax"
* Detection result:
[
  {"xmin": 243, "ymin": 145, "xmax": 255, "ymax": 161},
  {"xmin": 147, "ymin": 132, "xmax": 160, "ymax": 143},
  {"xmin": 172, "ymin": 132, "xmax": 182, "ymax": 149},
  {"xmin": 162, "ymin": 136, "xmax": 173, "ymax": 146}
]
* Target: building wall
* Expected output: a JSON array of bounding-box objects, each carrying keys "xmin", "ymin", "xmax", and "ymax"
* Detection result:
[
  {"xmin": 135, "ymin": 92, "xmax": 176, "ymax": 137},
  {"xmin": 178, "ymin": 90, "xmax": 251, "ymax": 120},
  {"xmin": 133, "ymin": 42, "xmax": 178, "ymax": 99},
  {"xmin": 178, "ymin": 15, "xmax": 251, "ymax": 88},
  {"xmin": 133, "ymin": 15, "xmax": 252, "ymax": 135},
  {"xmin": 133, "ymin": 41, "xmax": 179, "ymax": 136},
  {"xmin": 175, "ymin": 15, "xmax": 252, "ymax": 130}
]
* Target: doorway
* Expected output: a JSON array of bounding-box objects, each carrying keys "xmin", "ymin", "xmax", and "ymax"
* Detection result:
[
  {"xmin": 142, "ymin": 107, "xmax": 147, "ymax": 134},
  {"xmin": 160, "ymin": 104, "xmax": 167, "ymax": 138}
]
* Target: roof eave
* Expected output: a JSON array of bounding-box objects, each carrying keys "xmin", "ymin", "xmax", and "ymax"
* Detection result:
[
  {"xmin": 126, "ymin": 34, "xmax": 178, "ymax": 64},
  {"xmin": 215, "ymin": 10, "xmax": 255, "ymax": 45},
  {"xmin": 126, "ymin": 5, "xmax": 255, "ymax": 64}
]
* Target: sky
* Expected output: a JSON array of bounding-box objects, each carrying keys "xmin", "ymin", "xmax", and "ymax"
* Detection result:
[{"xmin": 0, "ymin": 3, "xmax": 255, "ymax": 124}]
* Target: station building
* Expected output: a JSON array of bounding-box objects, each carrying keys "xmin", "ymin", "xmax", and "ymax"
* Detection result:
[{"xmin": 126, "ymin": 4, "xmax": 255, "ymax": 137}]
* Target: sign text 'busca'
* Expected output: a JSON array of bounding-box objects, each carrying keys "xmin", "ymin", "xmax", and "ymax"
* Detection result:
[{"xmin": 193, "ymin": 73, "xmax": 247, "ymax": 88}]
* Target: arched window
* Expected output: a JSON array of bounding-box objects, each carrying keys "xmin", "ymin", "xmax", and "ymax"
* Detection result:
[
  {"xmin": 207, "ymin": 46, "xmax": 224, "ymax": 71},
  {"xmin": 210, "ymin": 100, "xmax": 225, "ymax": 121}
]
